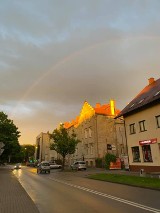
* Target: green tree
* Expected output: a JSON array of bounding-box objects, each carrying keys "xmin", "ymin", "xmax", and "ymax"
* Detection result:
[
  {"xmin": 50, "ymin": 124, "xmax": 80, "ymax": 170},
  {"xmin": 21, "ymin": 145, "xmax": 35, "ymax": 163},
  {"xmin": 0, "ymin": 112, "xmax": 21, "ymax": 163},
  {"xmin": 105, "ymin": 153, "xmax": 116, "ymax": 169}
]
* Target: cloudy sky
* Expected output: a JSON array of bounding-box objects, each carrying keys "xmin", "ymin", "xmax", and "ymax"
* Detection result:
[{"xmin": 0, "ymin": 0, "xmax": 160, "ymax": 145}]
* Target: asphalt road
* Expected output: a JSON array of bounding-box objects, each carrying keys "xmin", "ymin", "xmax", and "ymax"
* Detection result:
[{"xmin": 13, "ymin": 167, "xmax": 160, "ymax": 213}]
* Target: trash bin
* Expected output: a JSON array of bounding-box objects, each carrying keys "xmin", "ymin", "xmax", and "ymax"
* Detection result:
[{"xmin": 140, "ymin": 169, "xmax": 145, "ymax": 177}]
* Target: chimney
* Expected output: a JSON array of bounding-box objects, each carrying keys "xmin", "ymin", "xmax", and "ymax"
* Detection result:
[
  {"xmin": 110, "ymin": 99, "xmax": 115, "ymax": 116},
  {"xmin": 148, "ymin": 77, "xmax": 155, "ymax": 85},
  {"xmin": 95, "ymin": 103, "xmax": 101, "ymax": 108}
]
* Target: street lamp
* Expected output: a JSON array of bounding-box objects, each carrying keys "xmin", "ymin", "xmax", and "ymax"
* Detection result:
[{"xmin": 24, "ymin": 148, "xmax": 27, "ymax": 163}]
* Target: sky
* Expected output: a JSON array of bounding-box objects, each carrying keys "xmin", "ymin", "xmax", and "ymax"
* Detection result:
[{"xmin": 0, "ymin": 0, "xmax": 160, "ymax": 145}]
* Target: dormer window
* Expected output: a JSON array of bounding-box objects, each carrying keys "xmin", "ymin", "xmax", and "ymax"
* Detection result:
[
  {"xmin": 130, "ymin": 103, "xmax": 135, "ymax": 108},
  {"xmin": 154, "ymin": 91, "xmax": 160, "ymax": 96},
  {"xmin": 138, "ymin": 99, "xmax": 144, "ymax": 104}
]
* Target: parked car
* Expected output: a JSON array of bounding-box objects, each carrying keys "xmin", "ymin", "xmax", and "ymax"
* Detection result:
[
  {"xmin": 37, "ymin": 161, "xmax": 50, "ymax": 174},
  {"xmin": 14, "ymin": 163, "xmax": 21, "ymax": 169},
  {"xmin": 71, "ymin": 161, "xmax": 87, "ymax": 171},
  {"xmin": 49, "ymin": 162, "xmax": 62, "ymax": 169}
]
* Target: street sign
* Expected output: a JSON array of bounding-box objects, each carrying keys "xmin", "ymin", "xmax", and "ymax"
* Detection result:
[{"xmin": 111, "ymin": 145, "xmax": 116, "ymax": 151}]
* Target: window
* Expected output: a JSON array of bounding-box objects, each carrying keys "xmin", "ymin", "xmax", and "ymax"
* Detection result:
[
  {"xmin": 142, "ymin": 145, "xmax": 152, "ymax": 162},
  {"xmin": 138, "ymin": 99, "xmax": 144, "ymax": 104},
  {"xmin": 89, "ymin": 127, "xmax": 92, "ymax": 137},
  {"xmin": 131, "ymin": 146, "xmax": 140, "ymax": 162},
  {"xmin": 158, "ymin": 143, "xmax": 160, "ymax": 153},
  {"xmin": 129, "ymin": 123, "xmax": 136, "ymax": 134},
  {"xmin": 130, "ymin": 103, "xmax": 135, "ymax": 108},
  {"xmin": 84, "ymin": 129, "xmax": 88, "ymax": 138},
  {"xmin": 154, "ymin": 91, "xmax": 160, "ymax": 96},
  {"xmin": 85, "ymin": 144, "xmax": 88, "ymax": 154},
  {"xmin": 90, "ymin": 144, "xmax": 93, "ymax": 154},
  {"xmin": 156, "ymin": 115, "xmax": 160, "ymax": 128},
  {"xmin": 75, "ymin": 148, "xmax": 78, "ymax": 156},
  {"xmin": 139, "ymin": 120, "xmax": 147, "ymax": 132}
]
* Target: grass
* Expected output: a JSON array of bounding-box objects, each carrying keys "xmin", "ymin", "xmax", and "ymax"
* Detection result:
[{"xmin": 88, "ymin": 173, "xmax": 160, "ymax": 190}]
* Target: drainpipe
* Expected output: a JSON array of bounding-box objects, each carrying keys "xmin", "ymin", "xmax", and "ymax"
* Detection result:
[
  {"xmin": 123, "ymin": 119, "xmax": 130, "ymax": 170},
  {"xmin": 95, "ymin": 114, "xmax": 99, "ymax": 158}
]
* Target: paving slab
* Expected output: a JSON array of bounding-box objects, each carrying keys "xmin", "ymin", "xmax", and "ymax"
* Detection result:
[{"xmin": 0, "ymin": 168, "xmax": 39, "ymax": 213}]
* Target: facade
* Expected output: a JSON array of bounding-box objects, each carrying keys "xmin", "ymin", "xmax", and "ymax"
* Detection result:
[
  {"xmin": 35, "ymin": 132, "xmax": 58, "ymax": 162},
  {"xmin": 64, "ymin": 100, "xmax": 127, "ymax": 167},
  {"xmin": 117, "ymin": 77, "xmax": 160, "ymax": 172}
]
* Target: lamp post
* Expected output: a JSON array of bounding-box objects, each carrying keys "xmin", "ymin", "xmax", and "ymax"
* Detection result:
[{"xmin": 24, "ymin": 147, "xmax": 27, "ymax": 163}]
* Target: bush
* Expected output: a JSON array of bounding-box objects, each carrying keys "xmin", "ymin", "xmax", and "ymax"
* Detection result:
[
  {"xmin": 95, "ymin": 158, "xmax": 103, "ymax": 168},
  {"xmin": 105, "ymin": 153, "xmax": 116, "ymax": 169}
]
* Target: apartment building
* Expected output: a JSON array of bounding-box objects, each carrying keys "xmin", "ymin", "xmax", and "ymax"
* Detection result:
[
  {"xmin": 64, "ymin": 100, "xmax": 127, "ymax": 167},
  {"xmin": 117, "ymin": 77, "xmax": 160, "ymax": 172}
]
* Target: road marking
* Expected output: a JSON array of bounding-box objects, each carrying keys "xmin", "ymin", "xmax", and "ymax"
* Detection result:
[{"xmin": 48, "ymin": 177, "xmax": 160, "ymax": 213}]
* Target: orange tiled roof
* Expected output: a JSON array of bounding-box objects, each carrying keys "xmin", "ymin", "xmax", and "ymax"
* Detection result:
[{"xmin": 64, "ymin": 100, "xmax": 120, "ymax": 129}]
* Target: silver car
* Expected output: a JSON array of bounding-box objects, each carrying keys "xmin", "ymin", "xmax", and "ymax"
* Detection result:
[
  {"xmin": 71, "ymin": 161, "xmax": 87, "ymax": 170},
  {"xmin": 37, "ymin": 161, "xmax": 50, "ymax": 174}
]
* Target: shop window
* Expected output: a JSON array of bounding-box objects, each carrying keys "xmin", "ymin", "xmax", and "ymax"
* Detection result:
[
  {"xmin": 129, "ymin": 123, "xmax": 136, "ymax": 134},
  {"xmin": 142, "ymin": 145, "xmax": 152, "ymax": 162},
  {"xmin": 131, "ymin": 146, "xmax": 140, "ymax": 162},
  {"xmin": 156, "ymin": 115, "xmax": 160, "ymax": 128},
  {"xmin": 139, "ymin": 120, "xmax": 147, "ymax": 132}
]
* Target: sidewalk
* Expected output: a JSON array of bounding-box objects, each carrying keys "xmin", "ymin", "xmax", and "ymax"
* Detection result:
[{"xmin": 0, "ymin": 167, "xmax": 39, "ymax": 213}]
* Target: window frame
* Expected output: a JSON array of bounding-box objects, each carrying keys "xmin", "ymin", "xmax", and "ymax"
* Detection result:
[
  {"xmin": 142, "ymin": 145, "xmax": 153, "ymax": 162},
  {"xmin": 139, "ymin": 120, "xmax": 147, "ymax": 132},
  {"xmin": 84, "ymin": 129, "xmax": 88, "ymax": 139},
  {"xmin": 156, "ymin": 115, "xmax": 160, "ymax": 128},
  {"xmin": 88, "ymin": 127, "xmax": 92, "ymax": 137},
  {"xmin": 129, "ymin": 123, "xmax": 136, "ymax": 134},
  {"xmin": 131, "ymin": 146, "xmax": 141, "ymax": 162},
  {"xmin": 90, "ymin": 144, "xmax": 93, "ymax": 155}
]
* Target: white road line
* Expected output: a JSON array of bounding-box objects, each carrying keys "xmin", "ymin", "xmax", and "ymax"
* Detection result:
[{"xmin": 48, "ymin": 177, "xmax": 160, "ymax": 213}]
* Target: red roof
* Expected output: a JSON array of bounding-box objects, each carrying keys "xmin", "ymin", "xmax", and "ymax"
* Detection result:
[{"xmin": 94, "ymin": 104, "xmax": 120, "ymax": 116}]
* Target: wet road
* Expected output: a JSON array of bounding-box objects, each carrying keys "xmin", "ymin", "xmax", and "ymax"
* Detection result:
[{"xmin": 13, "ymin": 167, "xmax": 160, "ymax": 213}]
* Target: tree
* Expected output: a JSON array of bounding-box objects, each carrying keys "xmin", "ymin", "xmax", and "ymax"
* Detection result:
[
  {"xmin": 0, "ymin": 112, "xmax": 21, "ymax": 163},
  {"xmin": 21, "ymin": 145, "xmax": 35, "ymax": 163},
  {"xmin": 105, "ymin": 153, "xmax": 116, "ymax": 169},
  {"xmin": 50, "ymin": 124, "xmax": 80, "ymax": 170}
]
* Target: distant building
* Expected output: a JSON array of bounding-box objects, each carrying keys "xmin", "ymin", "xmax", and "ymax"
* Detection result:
[
  {"xmin": 35, "ymin": 132, "xmax": 59, "ymax": 162},
  {"xmin": 64, "ymin": 100, "xmax": 127, "ymax": 167},
  {"xmin": 116, "ymin": 77, "xmax": 160, "ymax": 172}
]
